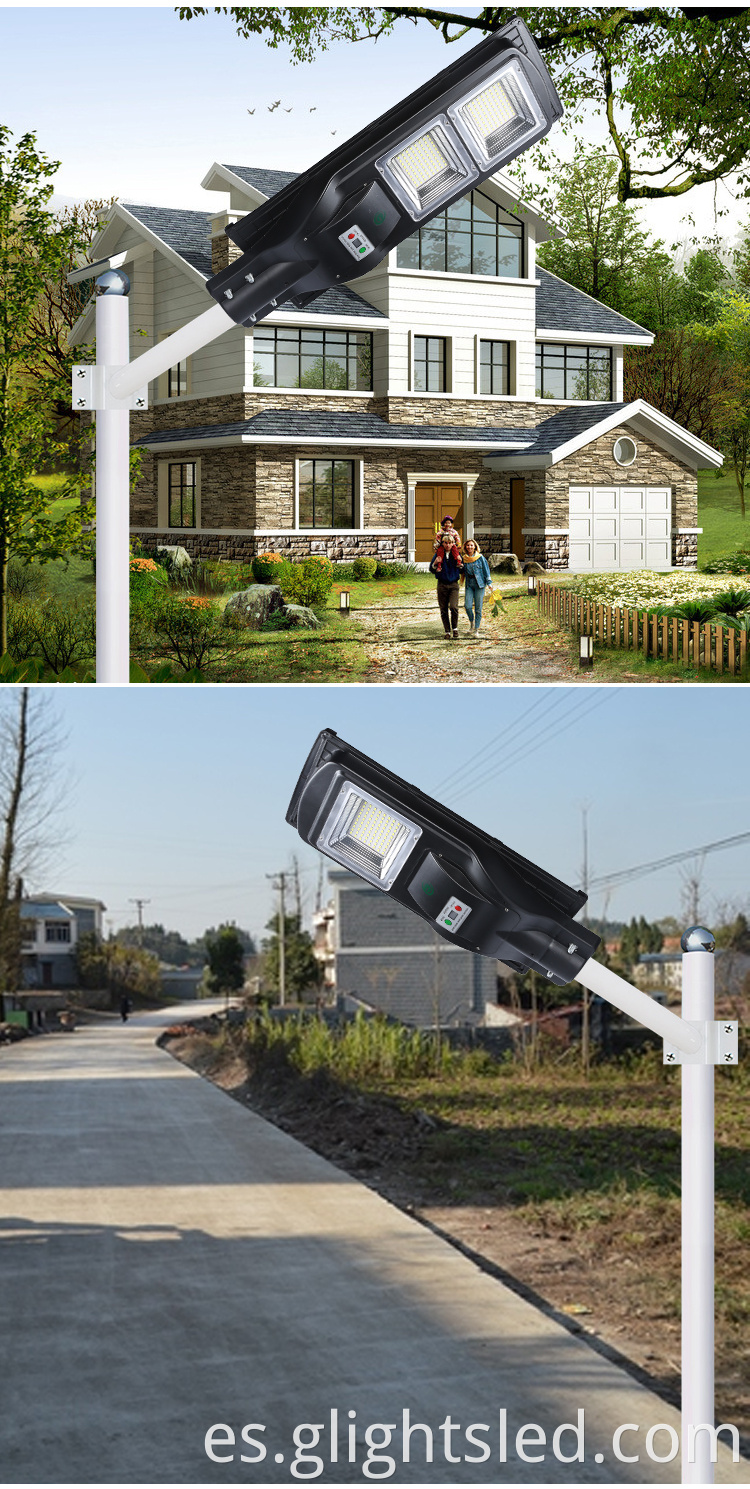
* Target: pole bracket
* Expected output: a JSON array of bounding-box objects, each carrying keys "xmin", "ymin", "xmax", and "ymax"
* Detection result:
[
  {"xmin": 72, "ymin": 365, "xmax": 148, "ymax": 412},
  {"xmin": 663, "ymin": 1019, "xmax": 738, "ymax": 1066}
]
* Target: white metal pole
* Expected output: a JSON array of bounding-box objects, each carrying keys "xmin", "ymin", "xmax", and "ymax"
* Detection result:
[
  {"xmin": 95, "ymin": 272, "xmax": 131, "ymax": 684},
  {"xmin": 680, "ymin": 926, "xmax": 715, "ymax": 1485}
]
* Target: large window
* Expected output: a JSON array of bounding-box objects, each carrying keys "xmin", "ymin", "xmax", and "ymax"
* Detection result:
[
  {"xmin": 414, "ymin": 336, "xmax": 447, "ymax": 393},
  {"xmin": 169, "ymin": 462, "xmax": 197, "ymax": 528},
  {"xmin": 536, "ymin": 344, "xmax": 612, "ymax": 401},
  {"xmin": 397, "ymin": 189, "xmax": 523, "ymax": 278},
  {"xmin": 480, "ymin": 340, "xmax": 511, "ymax": 395},
  {"xmin": 299, "ymin": 459, "xmax": 355, "ymax": 529},
  {"xmin": 254, "ymin": 327, "xmax": 372, "ymax": 390}
]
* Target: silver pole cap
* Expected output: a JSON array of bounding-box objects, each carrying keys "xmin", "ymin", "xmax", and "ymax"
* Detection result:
[
  {"xmin": 681, "ymin": 925, "xmax": 715, "ymax": 953},
  {"xmin": 95, "ymin": 269, "xmax": 130, "ymax": 296}
]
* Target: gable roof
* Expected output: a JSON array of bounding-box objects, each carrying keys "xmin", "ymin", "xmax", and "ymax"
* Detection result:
[
  {"xmin": 220, "ymin": 165, "xmax": 298, "ymax": 197},
  {"xmin": 117, "ymin": 203, "xmax": 385, "ymax": 320},
  {"xmin": 536, "ymin": 268, "xmax": 652, "ymax": 344},
  {"xmin": 484, "ymin": 399, "xmax": 722, "ymax": 470}
]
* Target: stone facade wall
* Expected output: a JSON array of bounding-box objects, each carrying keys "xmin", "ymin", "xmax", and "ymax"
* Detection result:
[
  {"xmin": 211, "ymin": 232, "xmax": 242, "ymax": 276},
  {"xmin": 138, "ymin": 531, "xmax": 257, "ymax": 562},
  {"xmin": 674, "ymin": 531, "xmax": 699, "ymax": 568},
  {"xmin": 379, "ymin": 397, "xmax": 542, "ymax": 428},
  {"xmin": 545, "ymin": 424, "xmax": 698, "ymax": 531}
]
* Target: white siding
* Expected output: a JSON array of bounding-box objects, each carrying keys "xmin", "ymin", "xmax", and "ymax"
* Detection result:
[
  {"xmin": 385, "ymin": 272, "xmax": 537, "ymax": 397},
  {"xmin": 153, "ymin": 255, "xmax": 244, "ymax": 400}
]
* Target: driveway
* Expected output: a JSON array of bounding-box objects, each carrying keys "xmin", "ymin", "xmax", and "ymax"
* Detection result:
[{"xmin": 0, "ymin": 1007, "xmax": 744, "ymax": 1484}]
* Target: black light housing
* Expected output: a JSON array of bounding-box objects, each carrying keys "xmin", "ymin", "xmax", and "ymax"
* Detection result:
[
  {"xmin": 287, "ymin": 730, "xmax": 600, "ymax": 986},
  {"xmin": 207, "ymin": 17, "xmax": 562, "ymax": 328}
]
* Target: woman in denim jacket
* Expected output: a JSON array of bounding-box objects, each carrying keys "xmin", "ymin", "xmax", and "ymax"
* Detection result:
[{"xmin": 461, "ymin": 539, "xmax": 492, "ymax": 638}]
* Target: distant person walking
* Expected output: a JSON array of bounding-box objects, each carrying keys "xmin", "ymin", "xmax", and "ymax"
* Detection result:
[
  {"xmin": 120, "ymin": 996, "xmax": 131, "ymax": 1024},
  {"xmin": 429, "ymin": 532, "xmax": 463, "ymax": 639},
  {"xmin": 461, "ymin": 539, "xmax": 493, "ymax": 639}
]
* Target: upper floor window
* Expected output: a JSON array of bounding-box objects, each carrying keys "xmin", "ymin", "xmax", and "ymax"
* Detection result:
[
  {"xmin": 167, "ymin": 358, "xmax": 188, "ymax": 398},
  {"xmin": 299, "ymin": 459, "xmax": 355, "ymax": 529},
  {"xmin": 45, "ymin": 922, "xmax": 71, "ymax": 943},
  {"xmin": 254, "ymin": 327, "xmax": 372, "ymax": 390},
  {"xmin": 414, "ymin": 336, "xmax": 447, "ymax": 393},
  {"xmin": 169, "ymin": 462, "xmax": 197, "ymax": 528},
  {"xmin": 397, "ymin": 189, "xmax": 523, "ymax": 278},
  {"xmin": 536, "ymin": 343, "xmax": 612, "ymax": 401},
  {"xmin": 480, "ymin": 340, "xmax": 511, "ymax": 395}
]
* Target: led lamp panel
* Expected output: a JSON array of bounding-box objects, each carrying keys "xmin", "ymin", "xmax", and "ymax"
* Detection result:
[
  {"xmin": 376, "ymin": 118, "xmax": 477, "ymax": 221},
  {"xmin": 318, "ymin": 784, "xmax": 422, "ymax": 888},
  {"xmin": 448, "ymin": 60, "xmax": 545, "ymax": 168}
]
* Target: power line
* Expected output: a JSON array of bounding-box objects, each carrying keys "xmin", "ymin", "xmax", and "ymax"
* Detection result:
[
  {"xmin": 452, "ymin": 690, "xmax": 617, "ymax": 805},
  {"xmin": 590, "ymin": 830, "xmax": 750, "ymax": 892}
]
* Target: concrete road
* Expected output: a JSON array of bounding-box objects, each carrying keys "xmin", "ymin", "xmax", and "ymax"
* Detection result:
[{"xmin": 0, "ymin": 1006, "xmax": 745, "ymax": 1485}]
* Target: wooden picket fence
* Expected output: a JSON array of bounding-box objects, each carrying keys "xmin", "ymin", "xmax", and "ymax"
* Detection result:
[{"xmin": 537, "ymin": 580, "xmax": 749, "ymax": 676}]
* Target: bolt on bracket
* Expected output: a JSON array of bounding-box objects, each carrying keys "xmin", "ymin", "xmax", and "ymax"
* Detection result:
[
  {"xmin": 72, "ymin": 365, "xmax": 148, "ymax": 412},
  {"xmin": 663, "ymin": 1019, "xmax": 738, "ymax": 1066}
]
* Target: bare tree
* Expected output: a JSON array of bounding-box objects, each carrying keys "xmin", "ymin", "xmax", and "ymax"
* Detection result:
[{"xmin": 0, "ymin": 688, "xmax": 68, "ymax": 994}]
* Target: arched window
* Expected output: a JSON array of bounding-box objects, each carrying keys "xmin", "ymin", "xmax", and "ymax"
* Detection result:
[{"xmin": 397, "ymin": 189, "xmax": 523, "ymax": 277}]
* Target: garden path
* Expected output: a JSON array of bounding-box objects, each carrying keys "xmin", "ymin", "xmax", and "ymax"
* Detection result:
[{"xmin": 354, "ymin": 582, "xmax": 589, "ymax": 685}]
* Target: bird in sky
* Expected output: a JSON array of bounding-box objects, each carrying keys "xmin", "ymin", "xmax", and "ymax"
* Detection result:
[
  {"xmin": 331, "ymin": 130, "xmax": 338, "ymax": 136},
  {"xmin": 309, "ymin": 107, "xmax": 317, "ymax": 112},
  {"xmin": 283, "ymin": 107, "xmax": 293, "ymax": 113},
  {"xmin": 247, "ymin": 108, "xmax": 255, "ymax": 115},
  {"xmin": 268, "ymin": 100, "xmax": 281, "ymax": 111}
]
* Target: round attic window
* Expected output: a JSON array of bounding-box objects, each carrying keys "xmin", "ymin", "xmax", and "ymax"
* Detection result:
[{"xmin": 613, "ymin": 435, "xmax": 637, "ymax": 466}]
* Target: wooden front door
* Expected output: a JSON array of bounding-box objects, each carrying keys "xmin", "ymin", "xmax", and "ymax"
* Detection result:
[
  {"xmin": 414, "ymin": 483, "xmax": 464, "ymax": 562},
  {"xmin": 510, "ymin": 478, "xmax": 526, "ymax": 560}
]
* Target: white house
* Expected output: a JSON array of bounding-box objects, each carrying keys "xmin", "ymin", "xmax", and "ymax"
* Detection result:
[{"xmin": 70, "ymin": 162, "xmax": 722, "ymax": 572}]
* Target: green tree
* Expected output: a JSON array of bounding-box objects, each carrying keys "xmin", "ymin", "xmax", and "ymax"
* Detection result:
[
  {"xmin": 678, "ymin": 247, "xmax": 729, "ymax": 327},
  {"xmin": 204, "ymin": 922, "xmax": 246, "ymax": 999},
  {"xmin": 624, "ymin": 328, "xmax": 730, "ymax": 444},
  {"xmin": 695, "ymin": 287, "xmax": 750, "ymax": 518},
  {"xmin": 617, "ymin": 916, "xmax": 664, "ymax": 973},
  {"xmin": 0, "ymin": 127, "xmax": 94, "ymax": 653},
  {"xmin": 178, "ymin": 8, "xmax": 750, "ymax": 204},
  {"xmin": 75, "ymin": 933, "xmax": 162, "ymax": 1004},
  {"xmin": 115, "ymin": 922, "xmax": 202, "ymax": 966},
  {"xmin": 262, "ymin": 912, "xmax": 320, "ymax": 1002}
]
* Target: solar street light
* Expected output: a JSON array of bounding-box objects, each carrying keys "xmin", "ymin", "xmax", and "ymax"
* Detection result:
[
  {"xmin": 70, "ymin": 16, "xmax": 563, "ymax": 681},
  {"xmin": 288, "ymin": 729, "xmax": 739, "ymax": 1485}
]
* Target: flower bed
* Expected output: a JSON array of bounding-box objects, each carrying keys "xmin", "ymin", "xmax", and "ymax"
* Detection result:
[{"xmin": 553, "ymin": 570, "xmax": 742, "ymax": 610}]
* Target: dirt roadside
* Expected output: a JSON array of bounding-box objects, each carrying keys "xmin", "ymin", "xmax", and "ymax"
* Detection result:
[{"xmin": 162, "ymin": 1028, "xmax": 749, "ymax": 1448}]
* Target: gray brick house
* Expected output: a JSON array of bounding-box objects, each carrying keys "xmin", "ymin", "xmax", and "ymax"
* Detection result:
[
  {"xmin": 330, "ymin": 870, "xmax": 496, "ymax": 1027},
  {"xmin": 70, "ymin": 161, "xmax": 722, "ymax": 571}
]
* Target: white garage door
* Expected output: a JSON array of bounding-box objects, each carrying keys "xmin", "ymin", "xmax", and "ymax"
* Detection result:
[{"xmin": 568, "ymin": 486, "xmax": 672, "ymax": 570}]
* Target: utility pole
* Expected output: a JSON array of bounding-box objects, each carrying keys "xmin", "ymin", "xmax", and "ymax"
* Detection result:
[
  {"xmin": 315, "ymin": 859, "xmax": 324, "ymax": 915},
  {"xmin": 266, "ymin": 874, "xmax": 286, "ymax": 1007},
  {"xmin": 129, "ymin": 898, "xmax": 150, "ymax": 949},
  {"xmin": 292, "ymin": 855, "xmax": 303, "ymax": 924},
  {"xmin": 579, "ymin": 803, "xmax": 591, "ymax": 1078}
]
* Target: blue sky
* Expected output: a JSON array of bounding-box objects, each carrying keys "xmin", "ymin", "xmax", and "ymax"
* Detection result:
[
  {"xmin": 32, "ymin": 684, "xmax": 750, "ymax": 944},
  {"xmin": 0, "ymin": 6, "xmax": 745, "ymax": 251}
]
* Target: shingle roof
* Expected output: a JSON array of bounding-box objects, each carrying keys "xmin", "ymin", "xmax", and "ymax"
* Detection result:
[
  {"xmin": 123, "ymin": 204, "xmax": 214, "ymax": 276},
  {"xmin": 135, "ymin": 409, "xmax": 533, "ymax": 449},
  {"xmin": 221, "ymin": 165, "xmax": 298, "ymax": 197},
  {"xmin": 536, "ymin": 268, "xmax": 651, "ymax": 341},
  {"xmin": 121, "ymin": 202, "xmax": 385, "ymax": 318},
  {"xmin": 530, "ymin": 402, "xmax": 628, "ymax": 452}
]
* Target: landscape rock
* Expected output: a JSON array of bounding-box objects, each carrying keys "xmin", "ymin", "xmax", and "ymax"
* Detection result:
[
  {"xmin": 523, "ymin": 560, "xmax": 544, "ymax": 575},
  {"xmin": 224, "ymin": 584, "xmax": 284, "ymax": 629},
  {"xmin": 490, "ymin": 553, "xmax": 523, "ymax": 574},
  {"xmin": 156, "ymin": 545, "xmax": 192, "ymax": 570},
  {"xmin": 283, "ymin": 604, "xmax": 323, "ymax": 630}
]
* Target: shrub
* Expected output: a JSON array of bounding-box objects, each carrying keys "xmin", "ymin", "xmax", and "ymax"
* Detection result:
[
  {"xmin": 151, "ymin": 594, "xmax": 225, "ymax": 672},
  {"xmin": 351, "ymin": 554, "xmax": 377, "ymax": 581},
  {"xmin": 375, "ymin": 560, "xmax": 415, "ymax": 579},
  {"xmin": 24, "ymin": 598, "xmax": 96, "ymax": 675},
  {"xmin": 7, "ymin": 601, "xmax": 40, "ymax": 661},
  {"xmin": 252, "ymin": 552, "xmax": 286, "ymax": 584},
  {"xmin": 710, "ymin": 587, "xmax": 750, "ymax": 617},
  {"xmin": 702, "ymin": 549, "xmax": 750, "ymax": 576},
  {"xmin": 172, "ymin": 559, "xmax": 231, "ymax": 597},
  {"xmin": 280, "ymin": 556, "xmax": 333, "ymax": 608},
  {"xmin": 260, "ymin": 610, "xmax": 299, "ymax": 632},
  {"xmin": 667, "ymin": 599, "xmax": 719, "ymax": 624},
  {"xmin": 130, "ymin": 555, "xmax": 168, "ymax": 604},
  {"xmin": 6, "ymin": 559, "xmax": 46, "ymax": 602}
]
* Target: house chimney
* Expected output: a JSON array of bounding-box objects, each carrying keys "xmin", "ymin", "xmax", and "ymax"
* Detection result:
[{"xmin": 211, "ymin": 212, "xmax": 243, "ymax": 275}]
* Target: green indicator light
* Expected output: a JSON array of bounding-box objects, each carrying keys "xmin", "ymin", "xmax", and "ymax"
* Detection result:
[
  {"xmin": 359, "ymin": 246, "xmax": 367, "ymax": 254},
  {"xmin": 373, "ymin": 211, "xmax": 386, "ymax": 227},
  {"xmin": 421, "ymin": 882, "xmax": 434, "ymax": 896},
  {"xmin": 444, "ymin": 919, "xmax": 452, "ymax": 926}
]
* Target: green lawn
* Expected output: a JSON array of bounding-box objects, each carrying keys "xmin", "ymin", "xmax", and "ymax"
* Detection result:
[{"xmin": 698, "ymin": 468, "xmax": 749, "ymax": 567}]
